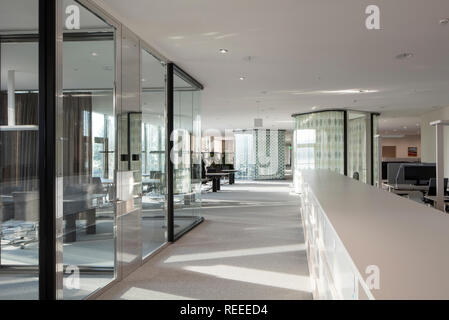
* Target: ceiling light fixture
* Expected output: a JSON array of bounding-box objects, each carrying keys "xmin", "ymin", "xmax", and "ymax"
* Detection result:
[
  {"xmin": 219, "ymin": 49, "xmax": 228, "ymax": 54},
  {"xmin": 395, "ymin": 52, "xmax": 413, "ymax": 60},
  {"xmin": 312, "ymin": 106, "xmax": 318, "ymax": 110},
  {"xmin": 439, "ymin": 18, "xmax": 449, "ymax": 25},
  {"xmin": 91, "ymin": 52, "xmax": 98, "ymax": 56},
  {"xmin": 239, "ymin": 77, "xmax": 245, "ymax": 80}
]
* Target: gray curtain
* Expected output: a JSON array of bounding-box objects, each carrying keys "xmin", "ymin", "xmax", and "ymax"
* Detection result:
[
  {"xmin": 0, "ymin": 93, "xmax": 38, "ymax": 191},
  {"xmin": 62, "ymin": 93, "xmax": 92, "ymax": 181}
]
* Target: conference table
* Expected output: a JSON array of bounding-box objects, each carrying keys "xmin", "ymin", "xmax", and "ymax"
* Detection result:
[
  {"xmin": 220, "ymin": 169, "xmax": 239, "ymax": 185},
  {"xmin": 205, "ymin": 173, "xmax": 230, "ymax": 192},
  {"xmin": 63, "ymin": 193, "xmax": 106, "ymax": 243}
]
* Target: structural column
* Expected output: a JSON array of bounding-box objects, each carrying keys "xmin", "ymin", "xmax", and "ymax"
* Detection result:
[
  {"xmin": 435, "ymin": 123, "xmax": 445, "ymax": 211},
  {"xmin": 7, "ymin": 70, "xmax": 15, "ymax": 126}
]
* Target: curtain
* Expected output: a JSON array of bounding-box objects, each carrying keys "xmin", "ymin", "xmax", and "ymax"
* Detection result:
[
  {"xmin": 62, "ymin": 94, "xmax": 92, "ymax": 183},
  {"xmin": 348, "ymin": 116, "xmax": 367, "ymax": 183},
  {"xmin": 0, "ymin": 93, "xmax": 38, "ymax": 191},
  {"xmin": 294, "ymin": 111, "xmax": 345, "ymax": 174}
]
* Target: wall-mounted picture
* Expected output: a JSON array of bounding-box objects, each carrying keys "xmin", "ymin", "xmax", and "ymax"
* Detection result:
[{"xmin": 408, "ymin": 147, "xmax": 418, "ymax": 157}]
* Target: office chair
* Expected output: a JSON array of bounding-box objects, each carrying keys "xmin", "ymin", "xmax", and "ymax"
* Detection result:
[
  {"xmin": 423, "ymin": 178, "xmax": 448, "ymax": 209},
  {"xmin": 352, "ymin": 172, "xmax": 359, "ymax": 181},
  {"xmin": 427, "ymin": 178, "xmax": 448, "ymax": 196}
]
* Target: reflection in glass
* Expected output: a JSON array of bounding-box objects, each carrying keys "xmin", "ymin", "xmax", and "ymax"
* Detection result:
[
  {"xmin": 0, "ymin": 0, "xmax": 39, "ymax": 300},
  {"xmin": 141, "ymin": 48, "xmax": 167, "ymax": 257},
  {"xmin": 173, "ymin": 73, "xmax": 202, "ymax": 237},
  {"xmin": 60, "ymin": 0, "xmax": 116, "ymax": 299}
]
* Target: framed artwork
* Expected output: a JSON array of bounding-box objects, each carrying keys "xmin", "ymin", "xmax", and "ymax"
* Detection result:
[{"xmin": 408, "ymin": 147, "xmax": 417, "ymax": 157}]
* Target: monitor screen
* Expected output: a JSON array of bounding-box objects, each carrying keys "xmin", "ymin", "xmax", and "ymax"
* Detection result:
[{"xmin": 404, "ymin": 165, "xmax": 436, "ymax": 181}]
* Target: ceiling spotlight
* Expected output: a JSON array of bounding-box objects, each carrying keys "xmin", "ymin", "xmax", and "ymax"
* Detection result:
[
  {"xmin": 141, "ymin": 78, "xmax": 147, "ymax": 82},
  {"xmin": 239, "ymin": 77, "xmax": 245, "ymax": 80},
  {"xmin": 439, "ymin": 18, "xmax": 449, "ymax": 25},
  {"xmin": 312, "ymin": 106, "xmax": 318, "ymax": 110},
  {"xmin": 91, "ymin": 52, "xmax": 98, "ymax": 56},
  {"xmin": 395, "ymin": 52, "xmax": 413, "ymax": 60},
  {"xmin": 219, "ymin": 48, "xmax": 228, "ymax": 54}
]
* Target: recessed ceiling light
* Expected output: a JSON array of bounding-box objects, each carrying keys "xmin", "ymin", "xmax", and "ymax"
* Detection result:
[
  {"xmin": 141, "ymin": 78, "xmax": 147, "ymax": 82},
  {"xmin": 91, "ymin": 52, "xmax": 98, "ymax": 56},
  {"xmin": 312, "ymin": 106, "xmax": 318, "ymax": 110},
  {"xmin": 219, "ymin": 49, "xmax": 228, "ymax": 54},
  {"xmin": 403, "ymin": 126, "xmax": 408, "ymax": 129},
  {"xmin": 395, "ymin": 52, "xmax": 413, "ymax": 60},
  {"xmin": 439, "ymin": 18, "xmax": 449, "ymax": 25},
  {"xmin": 239, "ymin": 77, "xmax": 245, "ymax": 80}
]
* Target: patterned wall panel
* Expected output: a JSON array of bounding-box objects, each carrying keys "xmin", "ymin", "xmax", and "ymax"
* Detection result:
[{"xmin": 234, "ymin": 129, "xmax": 286, "ymax": 180}]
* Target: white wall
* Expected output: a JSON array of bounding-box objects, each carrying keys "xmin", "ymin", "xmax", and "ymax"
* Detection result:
[
  {"xmin": 381, "ymin": 135, "xmax": 421, "ymax": 159},
  {"xmin": 420, "ymin": 106, "xmax": 449, "ymax": 174}
]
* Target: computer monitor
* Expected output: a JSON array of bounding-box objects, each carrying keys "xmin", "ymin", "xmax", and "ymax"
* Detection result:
[{"xmin": 404, "ymin": 165, "xmax": 436, "ymax": 185}]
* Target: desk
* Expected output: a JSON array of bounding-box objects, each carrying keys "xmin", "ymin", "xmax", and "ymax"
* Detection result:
[
  {"xmin": 383, "ymin": 183, "xmax": 428, "ymax": 196},
  {"xmin": 63, "ymin": 193, "xmax": 105, "ymax": 243},
  {"xmin": 220, "ymin": 170, "xmax": 239, "ymax": 184},
  {"xmin": 298, "ymin": 170, "xmax": 449, "ymax": 299},
  {"xmin": 206, "ymin": 173, "xmax": 230, "ymax": 192}
]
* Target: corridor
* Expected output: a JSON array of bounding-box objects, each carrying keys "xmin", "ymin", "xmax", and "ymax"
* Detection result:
[{"xmin": 97, "ymin": 180, "xmax": 312, "ymax": 300}]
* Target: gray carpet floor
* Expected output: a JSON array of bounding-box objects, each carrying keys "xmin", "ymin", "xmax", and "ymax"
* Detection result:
[{"xmin": 97, "ymin": 180, "xmax": 312, "ymax": 300}]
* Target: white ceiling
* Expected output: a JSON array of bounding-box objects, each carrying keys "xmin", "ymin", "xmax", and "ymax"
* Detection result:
[{"xmin": 96, "ymin": 0, "xmax": 449, "ymax": 133}]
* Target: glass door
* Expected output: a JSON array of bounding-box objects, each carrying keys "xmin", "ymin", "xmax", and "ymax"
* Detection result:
[{"xmin": 59, "ymin": 0, "xmax": 117, "ymax": 299}]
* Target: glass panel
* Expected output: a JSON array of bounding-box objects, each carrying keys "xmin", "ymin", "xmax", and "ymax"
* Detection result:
[
  {"xmin": 60, "ymin": 0, "xmax": 116, "ymax": 299},
  {"xmin": 173, "ymin": 72, "xmax": 201, "ymax": 237},
  {"xmin": 0, "ymin": 0, "xmax": 39, "ymax": 300},
  {"xmin": 234, "ymin": 130, "xmax": 285, "ymax": 180},
  {"xmin": 293, "ymin": 111, "xmax": 345, "ymax": 192},
  {"xmin": 141, "ymin": 48, "xmax": 166, "ymax": 257},
  {"xmin": 348, "ymin": 111, "xmax": 368, "ymax": 183},
  {"xmin": 234, "ymin": 131, "xmax": 255, "ymax": 180},
  {"xmin": 294, "ymin": 111, "xmax": 345, "ymax": 171}
]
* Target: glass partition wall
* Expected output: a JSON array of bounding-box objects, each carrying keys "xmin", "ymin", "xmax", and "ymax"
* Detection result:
[
  {"xmin": 292, "ymin": 110, "xmax": 379, "ymax": 192},
  {"xmin": 173, "ymin": 70, "xmax": 202, "ymax": 238},
  {"xmin": 234, "ymin": 129, "xmax": 286, "ymax": 180},
  {"xmin": 141, "ymin": 48, "xmax": 167, "ymax": 257},
  {"xmin": 0, "ymin": 0, "xmax": 40, "ymax": 300},
  {"xmin": 0, "ymin": 0, "xmax": 202, "ymax": 300},
  {"xmin": 60, "ymin": 0, "xmax": 117, "ymax": 299}
]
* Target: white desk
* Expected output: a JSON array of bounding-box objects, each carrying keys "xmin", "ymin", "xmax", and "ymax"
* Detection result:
[
  {"xmin": 382, "ymin": 183, "xmax": 429, "ymax": 197},
  {"xmin": 298, "ymin": 170, "xmax": 449, "ymax": 299}
]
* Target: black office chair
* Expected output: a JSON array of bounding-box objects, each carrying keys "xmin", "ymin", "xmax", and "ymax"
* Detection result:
[
  {"xmin": 427, "ymin": 178, "xmax": 448, "ymax": 196},
  {"xmin": 352, "ymin": 172, "xmax": 359, "ymax": 181}
]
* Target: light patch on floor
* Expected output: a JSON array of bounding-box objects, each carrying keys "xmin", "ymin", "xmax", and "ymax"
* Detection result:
[
  {"xmin": 164, "ymin": 244, "xmax": 306, "ymax": 263},
  {"xmin": 184, "ymin": 265, "xmax": 312, "ymax": 293},
  {"xmin": 120, "ymin": 287, "xmax": 194, "ymax": 300}
]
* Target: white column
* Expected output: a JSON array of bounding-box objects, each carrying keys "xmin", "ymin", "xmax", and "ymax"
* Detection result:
[
  {"xmin": 435, "ymin": 124, "xmax": 445, "ymax": 211},
  {"xmin": 377, "ymin": 134, "xmax": 382, "ymax": 188},
  {"xmin": 7, "ymin": 70, "xmax": 15, "ymax": 126}
]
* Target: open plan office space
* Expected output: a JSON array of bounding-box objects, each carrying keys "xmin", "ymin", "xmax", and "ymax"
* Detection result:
[{"xmin": 2, "ymin": 0, "xmax": 449, "ymax": 302}]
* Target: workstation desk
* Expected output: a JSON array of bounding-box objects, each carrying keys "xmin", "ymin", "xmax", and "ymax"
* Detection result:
[{"xmin": 298, "ymin": 170, "xmax": 449, "ymax": 299}]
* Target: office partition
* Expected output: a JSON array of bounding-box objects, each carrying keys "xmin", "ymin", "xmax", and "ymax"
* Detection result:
[
  {"xmin": 0, "ymin": 0, "xmax": 40, "ymax": 300},
  {"xmin": 292, "ymin": 110, "xmax": 379, "ymax": 192},
  {"xmin": 234, "ymin": 129, "xmax": 286, "ymax": 180},
  {"xmin": 0, "ymin": 0, "xmax": 203, "ymax": 300}
]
